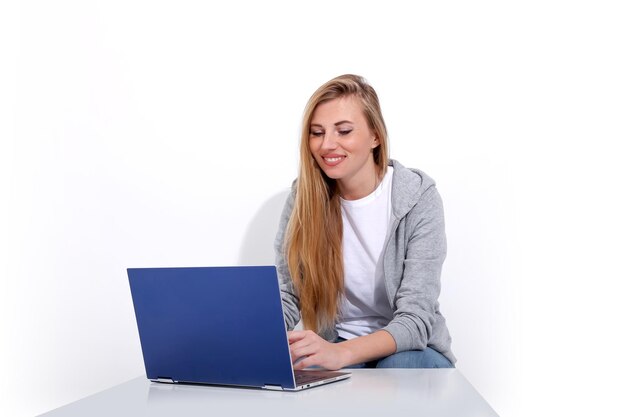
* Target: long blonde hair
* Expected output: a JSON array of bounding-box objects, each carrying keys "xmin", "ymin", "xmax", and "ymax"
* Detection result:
[{"xmin": 285, "ymin": 74, "xmax": 390, "ymax": 333}]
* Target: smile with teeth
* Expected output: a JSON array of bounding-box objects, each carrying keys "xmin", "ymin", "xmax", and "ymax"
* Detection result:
[{"xmin": 324, "ymin": 156, "xmax": 345, "ymax": 162}]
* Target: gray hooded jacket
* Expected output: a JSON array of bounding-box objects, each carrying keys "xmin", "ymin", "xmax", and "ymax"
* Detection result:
[{"xmin": 274, "ymin": 159, "xmax": 455, "ymax": 364}]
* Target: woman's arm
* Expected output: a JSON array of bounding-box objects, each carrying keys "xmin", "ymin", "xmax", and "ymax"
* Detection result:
[
  {"xmin": 288, "ymin": 329, "xmax": 396, "ymax": 370},
  {"xmin": 382, "ymin": 185, "xmax": 447, "ymax": 352}
]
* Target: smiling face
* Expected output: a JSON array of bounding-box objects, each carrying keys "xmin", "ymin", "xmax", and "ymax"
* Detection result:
[{"xmin": 308, "ymin": 95, "xmax": 381, "ymax": 200}]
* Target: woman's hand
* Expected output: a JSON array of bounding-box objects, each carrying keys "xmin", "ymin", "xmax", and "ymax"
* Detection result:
[{"xmin": 287, "ymin": 330, "xmax": 350, "ymax": 370}]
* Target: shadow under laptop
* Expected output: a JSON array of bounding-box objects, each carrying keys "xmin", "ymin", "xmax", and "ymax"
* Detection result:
[{"xmin": 145, "ymin": 377, "xmax": 351, "ymax": 413}]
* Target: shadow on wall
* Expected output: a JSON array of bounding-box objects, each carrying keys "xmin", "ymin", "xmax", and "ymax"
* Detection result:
[
  {"xmin": 239, "ymin": 189, "xmax": 303, "ymax": 330},
  {"xmin": 238, "ymin": 189, "xmax": 291, "ymax": 266}
]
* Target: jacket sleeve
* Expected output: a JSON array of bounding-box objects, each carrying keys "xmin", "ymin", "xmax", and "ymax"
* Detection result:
[
  {"xmin": 274, "ymin": 188, "xmax": 301, "ymax": 330},
  {"xmin": 382, "ymin": 186, "xmax": 447, "ymax": 352}
]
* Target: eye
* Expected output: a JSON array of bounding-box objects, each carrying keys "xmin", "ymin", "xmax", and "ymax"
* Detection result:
[
  {"xmin": 338, "ymin": 129, "xmax": 352, "ymax": 136},
  {"xmin": 310, "ymin": 130, "xmax": 324, "ymax": 137}
]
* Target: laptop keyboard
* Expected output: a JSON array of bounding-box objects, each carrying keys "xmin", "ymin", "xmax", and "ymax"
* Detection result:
[{"xmin": 295, "ymin": 370, "xmax": 342, "ymax": 385}]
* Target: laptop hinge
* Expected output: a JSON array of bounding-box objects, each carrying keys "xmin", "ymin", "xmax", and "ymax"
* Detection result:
[
  {"xmin": 154, "ymin": 377, "xmax": 176, "ymax": 384},
  {"xmin": 263, "ymin": 384, "xmax": 283, "ymax": 391}
]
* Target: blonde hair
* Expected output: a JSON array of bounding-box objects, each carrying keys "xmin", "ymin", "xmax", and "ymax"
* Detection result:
[{"xmin": 285, "ymin": 74, "xmax": 389, "ymax": 332}]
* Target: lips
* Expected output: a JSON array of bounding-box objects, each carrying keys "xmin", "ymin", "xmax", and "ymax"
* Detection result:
[{"xmin": 321, "ymin": 155, "xmax": 346, "ymax": 167}]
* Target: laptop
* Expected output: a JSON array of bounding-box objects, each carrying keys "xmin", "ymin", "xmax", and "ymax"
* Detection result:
[{"xmin": 127, "ymin": 265, "xmax": 351, "ymax": 391}]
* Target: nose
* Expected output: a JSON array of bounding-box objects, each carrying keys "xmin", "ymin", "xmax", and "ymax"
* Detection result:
[{"xmin": 320, "ymin": 133, "xmax": 338, "ymax": 150}]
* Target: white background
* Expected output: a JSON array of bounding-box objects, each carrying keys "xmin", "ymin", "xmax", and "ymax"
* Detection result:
[{"xmin": 2, "ymin": 1, "xmax": 625, "ymax": 416}]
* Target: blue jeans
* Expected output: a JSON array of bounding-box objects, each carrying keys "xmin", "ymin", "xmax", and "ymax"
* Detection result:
[{"xmin": 334, "ymin": 337, "xmax": 454, "ymax": 369}]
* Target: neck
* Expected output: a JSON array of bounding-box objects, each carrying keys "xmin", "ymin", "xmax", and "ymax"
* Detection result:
[{"xmin": 338, "ymin": 169, "xmax": 382, "ymax": 201}]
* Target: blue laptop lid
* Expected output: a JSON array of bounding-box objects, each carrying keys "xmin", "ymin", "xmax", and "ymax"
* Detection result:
[{"xmin": 128, "ymin": 266, "xmax": 296, "ymax": 389}]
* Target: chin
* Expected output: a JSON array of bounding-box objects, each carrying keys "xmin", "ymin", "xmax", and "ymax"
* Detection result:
[{"xmin": 318, "ymin": 168, "xmax": 343, "ymax": 180}]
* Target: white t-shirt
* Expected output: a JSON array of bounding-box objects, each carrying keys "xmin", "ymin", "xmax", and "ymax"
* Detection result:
[{"xmin": 336, "ymin": 167, "xmax": 394, "ymax": 339}]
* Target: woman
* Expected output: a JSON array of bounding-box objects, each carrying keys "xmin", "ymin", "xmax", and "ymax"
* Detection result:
[{"xmin": 275, "ymin": 74, "xmax": 455, "ymax": 370}]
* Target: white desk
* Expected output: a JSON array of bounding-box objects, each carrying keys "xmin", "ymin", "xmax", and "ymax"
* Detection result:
[{"xmin": 39, "ymin": 369, "xmax": 498, "ymax": 417}]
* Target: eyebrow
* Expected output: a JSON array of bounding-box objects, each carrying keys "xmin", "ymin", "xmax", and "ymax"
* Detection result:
[{"xmin": 310, "ymin": 120, "xmax": 354, "ymax": 127}]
